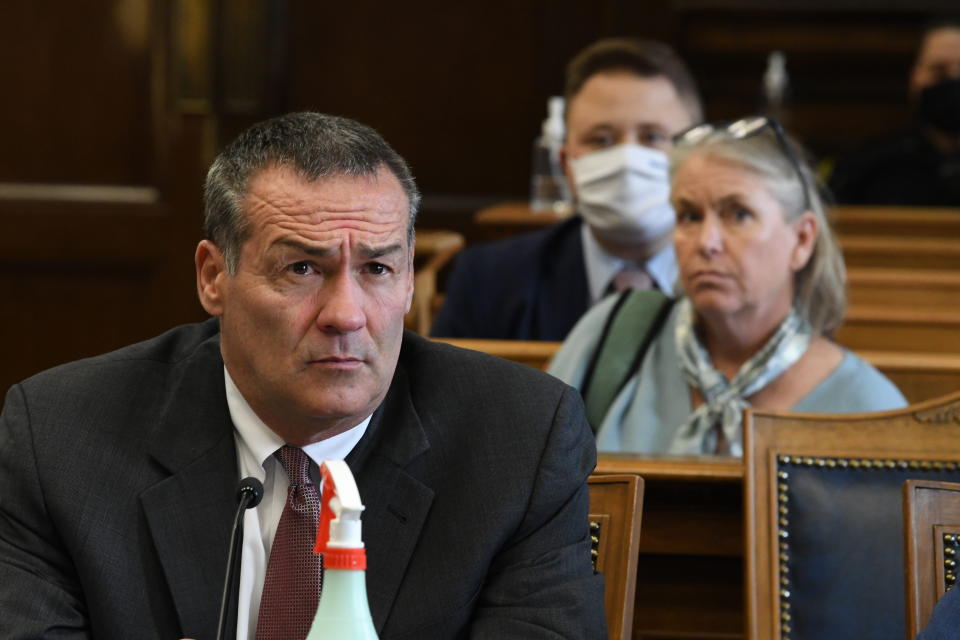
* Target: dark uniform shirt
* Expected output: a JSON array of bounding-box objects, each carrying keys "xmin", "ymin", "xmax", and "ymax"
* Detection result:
[{"xmin": 829, "ymin": 123, "xmax": 960, "ymax": 206}]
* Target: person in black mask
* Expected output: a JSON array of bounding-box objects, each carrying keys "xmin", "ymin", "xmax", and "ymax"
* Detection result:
[{"xmin": 830, "ymin": 19, "xmax": 960, "ymax": 206}]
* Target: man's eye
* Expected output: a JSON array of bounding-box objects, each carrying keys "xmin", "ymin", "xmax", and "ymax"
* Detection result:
[
  {"xmin": 288, "ymin": 261, "xmax": 315, "ymax": 276},
  {"xmin": 585, "ymin": 133, "xmax": 615, "ymax": 148},
  {"xmin": 639, "ymin": 130, "xmax": 667, "ymax": 149},
  {"xmin": 366, "ymin": 263, "xmax": 390, "ymax": 276},
  {"xmin": 676, "ymin": 208, "xmax": 700, "ymax": 224}
]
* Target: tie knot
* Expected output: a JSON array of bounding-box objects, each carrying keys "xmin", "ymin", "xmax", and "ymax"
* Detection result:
[
  {"xmin": 611, "ymin": 265, "xmax": 653, "ymax": 293},
  {"xmin": 274, "ymin": 445, "xmax": 313, "ymax": 486}
]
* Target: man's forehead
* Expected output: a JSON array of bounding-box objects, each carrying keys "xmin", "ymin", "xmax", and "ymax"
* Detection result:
[
  {"xmin": 568, "ymin": 73, "xmax": 682, "ymax": 118},
  {"xmin": 244, "ymin": 165, "xmax": 410, "ymax": 229}
]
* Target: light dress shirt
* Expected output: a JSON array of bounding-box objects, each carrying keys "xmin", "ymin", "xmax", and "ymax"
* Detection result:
[
  {"xmin": 224, "ymin": 367, "xmax": 370, "ymax": 640},
  {"xmin": 580, "ymin": 223, "xmax": 677, "ymax": 303}
]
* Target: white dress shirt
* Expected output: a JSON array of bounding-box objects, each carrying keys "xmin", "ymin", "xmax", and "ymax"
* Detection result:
[
  {"xmin": 580, "ymin": 223, "xmax": 677, "ymax": 303},
  {"xmin": 224, "ymin": 367, "xmax": 369, "ymax": 640}
]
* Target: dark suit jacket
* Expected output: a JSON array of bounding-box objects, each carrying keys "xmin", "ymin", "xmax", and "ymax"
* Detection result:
[
  {"xmin": 0, "ymin": 320, "xmax": 605, "ymax": 639},
  {"xmin": 430, "ymin": 216, "xmax": 590, "ymax": 341},
  {"xmin": 917, "ymin": 584, "xmax": 960, "ymax": 640}
]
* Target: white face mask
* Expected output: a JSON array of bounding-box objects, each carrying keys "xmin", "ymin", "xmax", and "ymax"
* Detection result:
[{"xmin": 570, "ymin": 143, "xmax": 675, "ymax": 246}]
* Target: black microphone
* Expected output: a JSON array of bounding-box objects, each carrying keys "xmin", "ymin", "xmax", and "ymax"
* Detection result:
[{"xmin": 216, "ymin": 477, "xmax": 264, "ymax": 640}]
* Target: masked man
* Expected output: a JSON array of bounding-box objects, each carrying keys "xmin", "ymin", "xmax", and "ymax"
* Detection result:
[
  {"xmin": 830, "ymin": 19, "xmax": 960, "ymax": 206},
  {"xmin": 431, "ymin": 38, "xmax": 703, "ymax": 341}
]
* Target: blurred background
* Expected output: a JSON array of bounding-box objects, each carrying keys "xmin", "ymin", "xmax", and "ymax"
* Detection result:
[{"xmin": 0, "ymin": 0, "xmax": 953, "ymax": 393}]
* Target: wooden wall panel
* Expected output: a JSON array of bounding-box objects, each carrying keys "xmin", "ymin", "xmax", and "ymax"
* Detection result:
[
  {"xmin": 0, "ymin": 0, "xmax": 210, "ymax": 397},
  {"xmin": 0, "ymin": 2, "xmax": 156, "ymax": 185}
]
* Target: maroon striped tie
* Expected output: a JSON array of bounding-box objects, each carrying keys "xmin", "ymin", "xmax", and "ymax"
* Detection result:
[{"xmin": 255, "ymin": 446, "xmax": 323, "ymax": 640}]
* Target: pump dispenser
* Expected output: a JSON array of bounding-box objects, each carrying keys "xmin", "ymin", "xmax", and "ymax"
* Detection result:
[
  {"xmin": 306, "ymin": 460, "xmax": 377, "ymax": 639},
  {"xmin": 530, "ymin": 96, "xmax": 572, "ymax": 214}
]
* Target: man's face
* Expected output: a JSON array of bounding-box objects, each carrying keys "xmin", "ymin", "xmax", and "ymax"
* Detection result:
[
  {"xmin": 563, "ymin": 70, "xmax": 694, "ymax": 187},
  {"xmin": 910, "ymin": 27, "xmax": 960, "ymax": 96},
  {"xmin": 196, "ymin": 165, "xmax": 414, "ymax": 444}
]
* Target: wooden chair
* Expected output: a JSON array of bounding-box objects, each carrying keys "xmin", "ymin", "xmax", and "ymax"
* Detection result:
[
  {"xmin": 431, "ymin": 338, "xmax": 561, "ymax": 370},
  {"xmin": 903, "ymin": 479, "xmax": 960, "ymax": 638},
  {"xmin": 404, "ymin": 229, "xmax": 464, "ymax": 335},
  {"xmin": 588, "ymin": 474, "xmax": 644, "ymax": 640},
  {"xmin": 743, "ymin": 392, "xmax": 960, "ymax": 640}
]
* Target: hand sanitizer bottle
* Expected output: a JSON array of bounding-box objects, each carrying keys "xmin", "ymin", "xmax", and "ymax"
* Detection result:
[{"xmin": 530, "ymin": 96, "xmax": 572, "ymax": 215}]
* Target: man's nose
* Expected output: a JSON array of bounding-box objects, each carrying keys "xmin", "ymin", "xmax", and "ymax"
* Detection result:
[{"xmin": 316, "ymin": 272, "xmax": 366, "ymax": 334}]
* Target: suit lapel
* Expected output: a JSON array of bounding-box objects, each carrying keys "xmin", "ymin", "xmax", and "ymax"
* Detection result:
[
  {"xmin": 348, "ymin": 351, "xmax": 434, "ymax": 633},
  {"xmin": 536, "ymin": 216, "xmax": 590, "ymax": 340},
  {"xmin": 140, "ymin": 334, "xmax": 238, "ymax": 639}
]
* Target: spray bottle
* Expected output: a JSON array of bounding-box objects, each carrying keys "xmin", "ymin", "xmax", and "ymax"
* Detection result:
[{"xmin": 306, "ymin": 460, "xmax": 378, "ymax": 639}]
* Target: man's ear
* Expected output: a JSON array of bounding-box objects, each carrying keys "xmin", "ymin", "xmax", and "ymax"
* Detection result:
[
  {"xmin": 196, "ymin": 240, "xmax": 228, "ymax": 316},
  {"xmin": 560, "ymin": 142, "xmax": 577, "ymax": 201},
  {"xmin": 404, "ymin": 243, "xmax": 415, "ymax": 314},
  {"xmin": 790, "ymin": 211, "xmax": 818, "ymax": 272}
]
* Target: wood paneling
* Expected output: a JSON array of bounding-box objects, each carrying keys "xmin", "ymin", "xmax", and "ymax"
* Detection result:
[{"xmin": 0, "ymin": 0, "xmax": 210, "ymax": 396}]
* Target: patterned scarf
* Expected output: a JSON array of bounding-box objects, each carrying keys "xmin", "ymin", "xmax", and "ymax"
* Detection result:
[{"xmin": 674, "ymin": 297, "xmax": 812, "ymax": 456}]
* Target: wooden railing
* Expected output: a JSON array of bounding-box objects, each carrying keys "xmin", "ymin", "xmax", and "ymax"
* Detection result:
[{"xmin": 433, "ymin": 338, "xmax": 960, "ymax": 405}]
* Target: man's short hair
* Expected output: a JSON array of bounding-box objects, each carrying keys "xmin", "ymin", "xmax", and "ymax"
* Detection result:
[
  {"xmin": 204, "ymin": 112, "xmax": 421, "ymax": 272},
  {"xmin": 564, "ymin": 38, "xmax": 703, "ymax": 125}
]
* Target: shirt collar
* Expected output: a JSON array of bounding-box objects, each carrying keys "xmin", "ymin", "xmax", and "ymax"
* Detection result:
[
  {"xmin": 580, "ymin": 224, "xmax": 677, "ymax": 303},
  {"xmin": 225, "ymin": 366, "xmax": 371, "ymax": 472}
]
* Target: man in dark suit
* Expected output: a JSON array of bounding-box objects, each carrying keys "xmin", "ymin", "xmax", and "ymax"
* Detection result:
[
  {"xmin": 0, "ymin": 113, "xmax": 604, "ymax": 639},
  {"xmin": 431, "ymin": 38, "xmax": 703, "ymax": 341}
]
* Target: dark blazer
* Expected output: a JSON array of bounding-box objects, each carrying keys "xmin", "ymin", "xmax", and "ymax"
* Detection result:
[
  {"xmin": 917, "ymin": 585, "xmax": 960, "ymax": 640},
  {"xmin": 431, "ymin": 216, "xmax": 590, "ymax": 341},
  {"xmin": 0, "ymin": 320, "xmax": 605, "ymax": 639}
]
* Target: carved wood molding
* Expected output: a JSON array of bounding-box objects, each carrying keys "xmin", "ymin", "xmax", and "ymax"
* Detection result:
[{"xmin": 914, "ymin": 400, "xmax": 960, "ymax": 425}]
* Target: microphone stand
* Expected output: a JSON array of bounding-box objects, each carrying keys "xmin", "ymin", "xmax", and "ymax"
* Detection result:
[{"xmin": 216, "ymin": 477, "xmax": 264, "ymax": 640}]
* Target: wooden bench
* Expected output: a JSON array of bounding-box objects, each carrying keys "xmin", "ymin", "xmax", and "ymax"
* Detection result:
[
  {"xmin": 432, "ymin": 339, "xmax": 960, "ymax": 404},
  {"xmin": 595, "ymin": 455, "xmax": 745, "ymax": 640},
  {"xmin": 832, "ymin": 205, "xmax": 960, "ymax": 239},
  {"xmin": 839, "ymin": 235, "xmax": 960, "ymax": 270},
  {"xmin": 837, "ymin": 306, "xmax": 960, "ymax": 354},
  {"xmin": 847, "ymin": 268, "xmax": 960, "ymax": 311}
]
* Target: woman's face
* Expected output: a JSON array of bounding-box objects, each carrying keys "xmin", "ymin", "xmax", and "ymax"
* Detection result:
[{"xmin": 671, "ymin": 152, "xmax": 816, "ymax": 324}]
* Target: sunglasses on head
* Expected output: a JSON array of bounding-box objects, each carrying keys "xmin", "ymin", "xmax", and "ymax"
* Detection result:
[{"xmin": 672, "ymin": 116, "xmax": 812, "ymax": 212}]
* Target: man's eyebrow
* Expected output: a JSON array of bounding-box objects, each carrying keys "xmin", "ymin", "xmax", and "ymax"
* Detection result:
[
  {"xmin": 275, "ymin": 239, "xmax": 332, "ymax": 257},
  {"xmin": 274, "ymin": 239, "xmax": 405, "ymax": 260},
  {"xmin": 357, "ymin": 243, "xmax": 405, "ymax": 260}
]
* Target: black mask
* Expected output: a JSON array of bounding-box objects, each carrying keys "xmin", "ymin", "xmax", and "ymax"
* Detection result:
[{"xmin": 918, "ymin": 78, "xmax": 960, "ymax": 135}]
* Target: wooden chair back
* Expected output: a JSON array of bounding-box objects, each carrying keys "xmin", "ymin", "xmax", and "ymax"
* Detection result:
[
  {"xmin": 404, "ymin": 229, "xmax": 464, "ymax": 335},
  {"xmin": 588, "ymin": 474, "xmax": 644, "ymax": 640},
  {"xmin": 903, "ymin": 479, "xmax": 960, "ymax": 638},
  {"xmin": 743, "ymin": 392, "xmax": 960, "ymax": 640},
  {"xmin": 431, "ymin": 338, "xmax": 560, "ymax": 370}
]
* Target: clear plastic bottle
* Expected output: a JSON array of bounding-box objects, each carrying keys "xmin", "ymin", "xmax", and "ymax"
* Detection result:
[{"xmin": 530, "ymin": 96, "xmax": 572, "ymax": 215}]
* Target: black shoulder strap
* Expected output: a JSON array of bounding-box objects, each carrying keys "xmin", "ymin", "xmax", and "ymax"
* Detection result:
[{"xmin": 580, "ymin": 290, "xmax": 674, "ymax": 432}]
